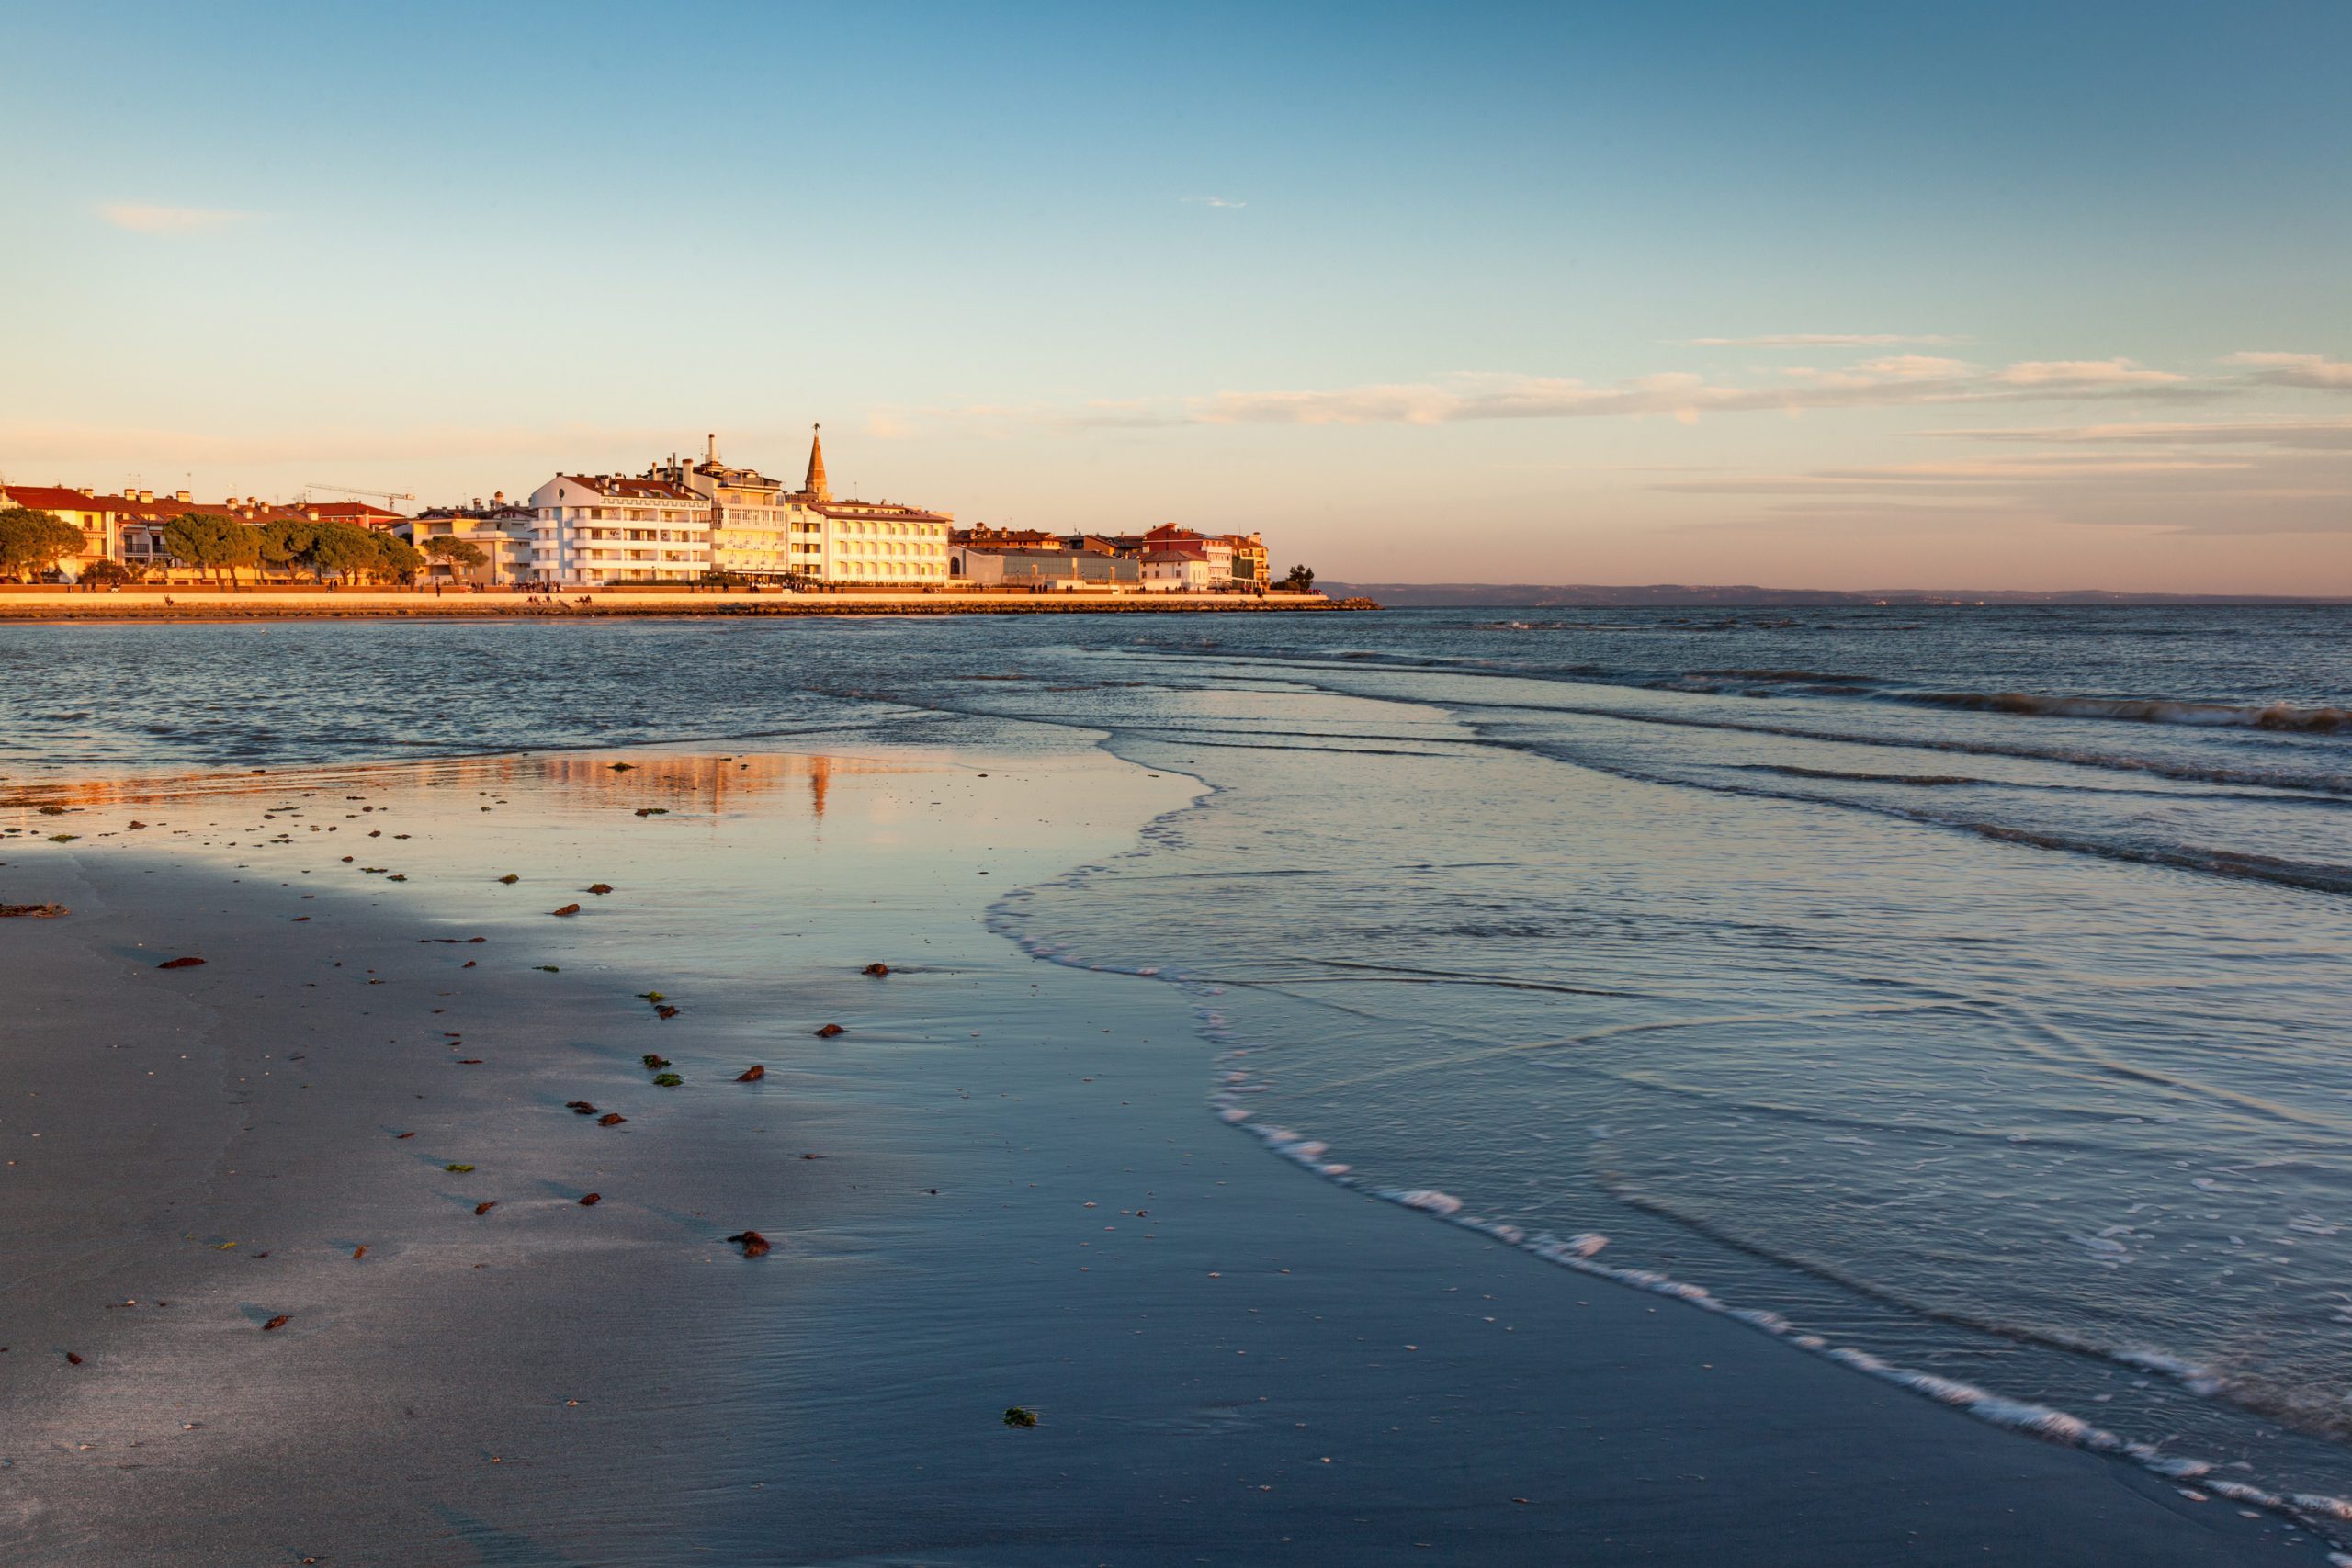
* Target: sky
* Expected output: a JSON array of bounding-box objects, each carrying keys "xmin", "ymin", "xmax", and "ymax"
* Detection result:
[{"xmin": 4, "ymin": 0, "xmax": 2348, "ymax": 592}]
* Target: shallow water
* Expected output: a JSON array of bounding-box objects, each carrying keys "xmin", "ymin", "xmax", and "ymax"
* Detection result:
[{"xmin": 6, "ymin": 605, "xmax": 2352, "ymax": 1502}]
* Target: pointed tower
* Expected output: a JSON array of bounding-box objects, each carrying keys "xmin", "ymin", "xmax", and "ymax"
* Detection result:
[{"xmin": 803, "ymin": 423, "xmax": 831, "ymax": 502}]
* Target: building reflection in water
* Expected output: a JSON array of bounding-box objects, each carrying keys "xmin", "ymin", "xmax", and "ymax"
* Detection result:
[{"xmin": 2, "ymin": 750, "xmax": 922, "ymax": 825}]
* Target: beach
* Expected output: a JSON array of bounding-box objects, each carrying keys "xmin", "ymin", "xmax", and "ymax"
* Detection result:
[{"xmin": 0, "ymin": 739, "xmax": 2308, "ymax": 1564}]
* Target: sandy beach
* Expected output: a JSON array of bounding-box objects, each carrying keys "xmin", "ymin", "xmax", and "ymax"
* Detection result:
[{"xmin": 0, "ymin": 743, "xmax": 2310, "ymax": 1564}]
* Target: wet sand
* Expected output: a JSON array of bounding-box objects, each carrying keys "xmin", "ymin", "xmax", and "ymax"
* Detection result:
[{"xmin": 0, "ymin": 750, "xmax": 2309, "ymax": 1564}]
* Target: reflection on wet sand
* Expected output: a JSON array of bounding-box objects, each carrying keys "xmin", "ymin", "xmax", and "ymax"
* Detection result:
[{"xmin": 1, "ymin": 750, "xmax": 920, "ymax": 824}]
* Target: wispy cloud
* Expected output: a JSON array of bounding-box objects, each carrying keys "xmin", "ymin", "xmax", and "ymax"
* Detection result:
[
  {"xmin": 1649, "ymin": 446, "xmax": 2352, "ymax": 536},
  {"xmin": 899, "ymin": 357, "xmax": 2218, "ymax": 435},
  {"xmin": 1655, "ymin": 454, "xmax": 2254, "ymax": 493},
  {"xmin": 1994, "ymin": 359, "xmax": 2186, "ymax": 388},
  {"xmin": 98, "ymin": 202, "xmax": 250, "ymax": 234},
  {"xmin": 1924, "ymin": 416, "xmax": 2352, "ymax": 450},
  {"xmin": 1182, "ymin": 196, "xmax": 1247, "ymax": 209},
  {"xmin": 2231, "ymin": 351, "xmax": 2352, "ymax": 389},
  {"xmin": 1686, "ymin": 333, "xmax": 1963, "ymax": 348}
]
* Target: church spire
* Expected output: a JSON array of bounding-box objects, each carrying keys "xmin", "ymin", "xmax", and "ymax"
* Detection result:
[{"xmin": 803, "ymin": 423, "xmax": 831, "ymax": 502}]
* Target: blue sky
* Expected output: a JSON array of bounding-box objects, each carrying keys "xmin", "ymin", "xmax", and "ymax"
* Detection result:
[{"xmin": 4, "ymin": 1, "xmax": 2348, "ymax": 590}]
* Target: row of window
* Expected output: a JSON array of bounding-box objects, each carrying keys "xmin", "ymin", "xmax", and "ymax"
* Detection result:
[
  {"xmin": 832, "ymin": 561, "xmax": 946, "ymax": 577},
  {"xmin": 560, "ymin": 506, "xmax": 701, "ymax": 522}
]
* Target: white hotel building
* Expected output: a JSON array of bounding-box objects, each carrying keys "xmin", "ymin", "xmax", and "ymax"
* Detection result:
[
  {"xmin": 524, "ymin": 473, "xmax": 712, "ymax": 585},
  {"xmin": 515, "ymin": 431, "xmax": 947, "ymax": 588},
  {"xmin": 789, "ymin": 428, "xmax": 952, "ymax": 584}
]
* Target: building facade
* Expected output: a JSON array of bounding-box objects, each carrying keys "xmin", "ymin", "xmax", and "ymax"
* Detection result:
[
  {"xmin": 1220, "ymin": 532, "xmax": 1268, "ymax": 584},
  {"xmin": 0, "ymin": 484, "xmax": 124, "ymax": 577},
  {"xmin": 786, "ymin": 429, "xmax": 954, "ymax": 584},
  {"xmin": 524, "ymin": 474, "xmax": 711, "ymax": 585},
  {"xmin": 1138, "ymin": 525, "xmax": 1234, "ymax": 590},
  {"xmin": 0, "ymin": 483, "xmax": 211, "ymax": 578},
  {"xmin": 951, "ymin": 547, "xmax": 1141, "ymax": 588},
  {"xmin": 652, "ymin": 436, "xmax": 809, "ymax": 581},
  {"xmin": 406, "ymin": 494, "xmax": 537, "ymax": 584}
]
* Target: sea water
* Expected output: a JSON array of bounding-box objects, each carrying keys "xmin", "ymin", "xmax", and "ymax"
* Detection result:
[{"xmin": 6, "ymin": 604, "xmax": 2351, "ymax": 1501}]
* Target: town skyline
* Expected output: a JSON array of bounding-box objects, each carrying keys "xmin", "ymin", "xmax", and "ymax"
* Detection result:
[{"xmin": 5, "ymin": 3, "xmax": 2349, "ymax": 593}]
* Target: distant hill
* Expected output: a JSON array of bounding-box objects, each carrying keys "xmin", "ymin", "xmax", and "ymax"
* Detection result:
[{"xmin": 1321, "ymin": 582, "xmax": 2350, "ymax": 608}]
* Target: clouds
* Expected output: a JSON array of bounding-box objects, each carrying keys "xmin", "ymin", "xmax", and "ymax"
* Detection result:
[
  {"xmin": 1686, "ymin": 333, "xmax": 1962, "ymax": 348},
  {"xmin": 2232, "ymin": 352, "xmax": 2352, "ymax": 389},
  {"xmin": 912, "ymin": 356, "xmax": 2224, "ymax": 435},
  {"xmin": 1925, "ymin": 416, "xmax": 2352, "ymax": 451},
  {"xmin": 1668, "ymin": 392, "xmax": 2352, "ymax": 537},
  {"xmin": 894, "ymin": 345, "xmax": 2352, "ymax": 442},
  {"xmin": 1182, "ymin": 196, "xmax": 1247, "ymax": 209},
  {"xmin": 97, "ymin": 203, "xmax": 249, "ymax": 235},
  {"xmin": 1992, "ymin": 359, "xmax": 2187, "ymax": 388}
]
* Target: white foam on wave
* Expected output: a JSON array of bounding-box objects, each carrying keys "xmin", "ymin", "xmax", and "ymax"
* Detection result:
[
  {"xmin": 1202, "ymin": 1054, "xmax": 2352, "ymax": 1547},
  {"xmin": 1001, "ymin": 910, "xmax": 2352, "ymax": 1545},
  {"xmin": 1398, "ymin": 1190, "xmax": 1465, "ymax": 1217}
]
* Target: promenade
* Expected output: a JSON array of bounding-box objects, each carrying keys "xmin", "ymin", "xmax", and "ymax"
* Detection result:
[{"xmin": 0, "ymin": 586, "xmax": 1355, "ymax": 620}]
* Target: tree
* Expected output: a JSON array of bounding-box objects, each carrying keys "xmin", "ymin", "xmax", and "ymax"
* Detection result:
[
  {"xmin": 424, "ymin": 536, "xmax": 488, "ymax": 575},
  {"xmin": 78, "ymin": 559, "xmax": 133, "ymax": 588},
  {"xmin": 0, "ymin": 506, "xmax": 89, "ymax": 582},
  {"xmin": 1282, "ymin": 563, "xmax": 1316, "ymax": 592},
  {"xmin": 369, "ymin": 533, "xmax": 424, "ymax": 584},
  {"xmin": 254, "ymin": 518, "xmax": 321, "ymax": 581},
  {"xmin": 306, "ymin": 520, "xmax": 379, "ymax": 583},
  {"xmin": 161, "ymin": 513, "xmax": 261, "ymax": 586}
]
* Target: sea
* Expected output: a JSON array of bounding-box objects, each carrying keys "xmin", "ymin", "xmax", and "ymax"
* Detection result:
[{"xmin": 6, "ymin": 604, "xmax": 2352, "ymax": 1506}]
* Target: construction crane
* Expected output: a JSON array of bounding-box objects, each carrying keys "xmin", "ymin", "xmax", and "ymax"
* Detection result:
[{"xmin": 301, "ymin": 482, "xmax": 416, "ymax": 512}]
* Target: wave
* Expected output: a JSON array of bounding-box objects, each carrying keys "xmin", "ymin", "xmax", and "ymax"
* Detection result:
[
  {"xmin": 1440, "ymin": 693, "xmax": 2352, "ymax": 797},
  {"xmin": 1109, "ymin": 649, "xmax": 2352, "ymax": 796},
  {"xmin": 1498, "ymin": 732, "xmax": 2352, "ymax": 897},
  {"xmin": 1907, "ymin": 691, "xmax": 2352, "ymax": 732},
  {"xmin": 1204, "ymin": 1074, "xmax": 2352, "ymax": 1548},
  {"xmin": 1747, "ymin": 764, "xmax": 1987, "ymax": 787}
]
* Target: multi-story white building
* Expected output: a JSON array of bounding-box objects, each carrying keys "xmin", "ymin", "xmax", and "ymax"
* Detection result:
[
  {"xmin": 773, "ymin": 428, "xmax": 950, "ymax": 585},
  {"xmin": 806, "ymin": 497, "xmax": 955, "ymax": 583},
  {"xmin": 524, "ymin": 473, "xmax": 711, "ymax": 585},
  {"xmin": 651, "ymin": 436, "xmax": 806, "ymax": 581}
]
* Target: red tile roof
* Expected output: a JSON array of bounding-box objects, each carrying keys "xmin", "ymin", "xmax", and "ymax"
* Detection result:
[{"xmin": 0, "ymin": 485, "xmax": 111, "ymax": 514}]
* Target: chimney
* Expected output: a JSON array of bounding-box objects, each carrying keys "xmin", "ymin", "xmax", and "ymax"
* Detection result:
[
  {"xmin": 706, "ymin": 433, "xmax": 718, "ymax": 465},
  {"xmin": 175, "ymin": 490, "xmax": 190, "ymax": 503}
]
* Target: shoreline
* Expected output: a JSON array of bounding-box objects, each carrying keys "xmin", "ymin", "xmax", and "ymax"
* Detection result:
[
  {"xmin": 0, "ymin": 588, "xmax": 1365, "ymax": 622},
  {"xmin": 0, "ymin": 748, "xmax": 2301, "ymax": 1563}
]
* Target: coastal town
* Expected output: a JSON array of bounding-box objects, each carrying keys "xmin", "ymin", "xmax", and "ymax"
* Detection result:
[{"xmin": 0, "ymin": 429, "xmax": 1298, "ymax": 598}]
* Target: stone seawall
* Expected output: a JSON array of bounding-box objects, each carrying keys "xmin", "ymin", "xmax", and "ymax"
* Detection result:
[{"xmin": 0, "ymin": 591, "xmax": 1368, "ymax": 622}]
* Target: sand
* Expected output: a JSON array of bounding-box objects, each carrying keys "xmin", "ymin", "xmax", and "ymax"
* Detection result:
[{"xmin": 0, "ymin": 749, "xmax": 2305, "ymax": 1564}]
